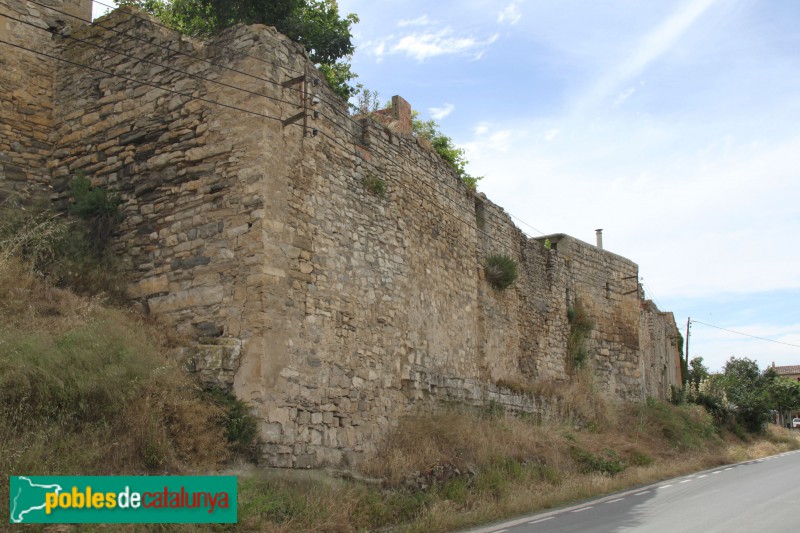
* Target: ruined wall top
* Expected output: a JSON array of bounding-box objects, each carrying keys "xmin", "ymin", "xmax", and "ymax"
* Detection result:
[{"xmin": 371, "ymin": 95, "xmax": 413, "ymax": 135}]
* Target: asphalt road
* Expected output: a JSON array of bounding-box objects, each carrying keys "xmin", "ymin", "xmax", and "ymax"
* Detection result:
[{"xmin": 464, "ymin": 450, "xmax": 800, "ymax": 533}]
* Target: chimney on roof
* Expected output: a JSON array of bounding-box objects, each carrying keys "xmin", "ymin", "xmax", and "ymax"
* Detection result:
[{"xmin": 595, "ymin": 229, "xmax": 603, "ymax": 249}]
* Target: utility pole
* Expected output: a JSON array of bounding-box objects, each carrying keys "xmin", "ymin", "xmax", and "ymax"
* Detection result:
[{"xmin": 685, "ymin": 317, "xmax": 691, "ymax": 384}]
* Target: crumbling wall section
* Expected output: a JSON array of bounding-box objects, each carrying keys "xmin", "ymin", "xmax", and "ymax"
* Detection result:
[{"xmin": 639, "ymin": 305, "xmax": 682, "ymax": 401}]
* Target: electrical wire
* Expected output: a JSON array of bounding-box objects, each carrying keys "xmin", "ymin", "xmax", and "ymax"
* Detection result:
[
  {"xmin": 691, "ymin": 320, "xmax": 800, "ymax": 350},
  {"xmin": 46, "ymin": 1, "xmax": 554, "ymax": 242},
  {"xmin": 641, "ymin": 278, "xmax": 663, "ymax": 310},
  {"xmin": 0, "ymin": 37, "xmax": 286, "ymax": 124},
  {"xmin": 3, "ymin": 9, "xmax": 646, "ymax": 296},
  {"xmin": 12, "ymin": 12, "xmax": 304, "ymax": 111},
  {"xmin": 88, "ymin": 0, "xmax": 356, "ymax": 118}
]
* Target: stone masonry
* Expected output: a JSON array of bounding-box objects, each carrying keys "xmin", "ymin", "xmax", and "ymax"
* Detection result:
[{"xmin": 1, "ymin": 4, "xmax": 683, "ymax": 467}]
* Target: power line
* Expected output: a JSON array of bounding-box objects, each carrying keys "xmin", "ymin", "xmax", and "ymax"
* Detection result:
[
  {"xmin": 640, "ymin": 278, "xmax": 663, "ymax": 310},
  {"xmin": 691, "ymin": 319, "xmax": 800, "ymax": 350},
  {"xmin": 61, "ymin": 2, "xmax": 554, "ymax": 242},
  {"xmin": 88, "ymin": 1, "xmax": 355, "ymax": 119},
  {"xmin": 0, "ymin": 37, "xmax": 286, "ymax": 125},
  {"xmin": 1, "ymin": 28, "xmax": 641, "ymax": 301},
  {"xmin": 5, "ymin": 8, "xmax": 633, "ymax": 291},
  {"xmin": 89, "ymin": 0, "xmax": 305, "ymax": 76},
  {"xmin": 12, "ymin": 11, "xmax": 303, "ymax": 111}
]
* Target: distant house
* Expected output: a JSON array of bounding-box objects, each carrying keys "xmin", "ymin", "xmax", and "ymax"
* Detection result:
[
  {"xmin": 771, "ymin": 364, "xmax": 800, "ymax": 427},
  {"xmin": 771, "ymin": 364, "xmax": 800, "ymax": 382}
]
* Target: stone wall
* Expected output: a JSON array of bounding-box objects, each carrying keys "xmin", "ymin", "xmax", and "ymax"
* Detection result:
[
  {"xmin": 0, "ymin": 0, "xmax": 90, "ymax": 201},
  {"xmin": 4, "ymin": 6, "xmax": 683, "ymax": 468},
  {"xmin": 639, "ymin": 304, "xmax": 683, "ymax": 401}
]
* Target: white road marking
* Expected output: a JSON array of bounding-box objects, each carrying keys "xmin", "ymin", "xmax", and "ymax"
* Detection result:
[
  {"xmin": 572, "ymin": 506, "xmax": 593, "ymax": 513},
  {"xmin": 659, "ymin": 484, "xmax": 673, "ymax": 489},
  {"xmin": 492, "ymin": 529, "xmax": 508, "ymax": 533},
  {"xmin": 680, "ymin": 479, "xmax": 691, "ymax": 484},
  {"xmin": 712, "ymin": 471, "xmax": 721, "ymax": 474},
  {"xmin": 724, "ymin": 467, "xmax": 733, "ymax": 471},
  {"xmin": 606, "ymin": 498, "xmax": 624, "ymax": 504},
  {"xmin": 635, "ymin": 491, "xmax": 651, "ymax": 495},
  {"xmin": 528, "ymin": 517, "xmax": 554, "ymax": 524},
  {"xmin": 698, "ymin": 475, "xmax": 708, "ymax": 478}
]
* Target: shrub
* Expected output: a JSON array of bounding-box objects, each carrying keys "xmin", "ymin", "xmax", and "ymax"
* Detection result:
[
  {"xmin": 628, "ymin": 450, "xmax": 654, "ymax": 467},
  {"xmin": 0, "ymin": 196, "xmax": 126, "ymax": 300},
  {"xmin": 0, "ymin": 203, "xmax": 69, "ymax": 276},
  {"xmin": 567, "ymin": 301, "xmax": 594, "ymax": 370},
  {"xmin": 484, "ymin": 253, "xmax": 518, "ymax": 290},
  {"xmin": 202, "ymin": 387, "xmax": 261, "ymax": 463},
  {"xmin": 361, "ymin": 173, "xmax": 386, "ymax": 197},
  {"xmin": 570, "ymin": 447, "xmax": 625, "ymax": 476},
  {"xmin": 68, "ymin": 173, "xmax": 122, "ymax": 251}
]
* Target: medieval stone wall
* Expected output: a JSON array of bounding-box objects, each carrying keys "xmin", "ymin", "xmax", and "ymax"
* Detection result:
[
  {"xmin": 0, "ymin": 0, "xmax": 91, "ymax": 201},
  {"xmin": 1, "ymin": 5, "xmax": 683, "ymax": 468}
]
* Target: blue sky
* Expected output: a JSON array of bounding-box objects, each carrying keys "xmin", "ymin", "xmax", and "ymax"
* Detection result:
[{"xmin": 93, "ymin": 1, "xmax": 800, "ymax": 372}]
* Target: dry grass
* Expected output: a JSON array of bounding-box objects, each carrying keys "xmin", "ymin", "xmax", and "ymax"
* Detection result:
[
  {"xmin": 2, "ymin": 209, "xmax": 798, "ymax": 532},
  {"xmin": 351, "ymin": 398, "xmax": 800, "ymax": 533},
  {"xmin": 0, "ymin": 257, "xmax": 237, "ymax": 523}
]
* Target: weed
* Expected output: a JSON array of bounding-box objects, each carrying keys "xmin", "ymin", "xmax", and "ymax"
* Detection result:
[
  {"xmin": 68, "ymin": 173, "xmax": 122, "ymax": 251},
  {"xmin": 202, "ymin": 387, "xmax": 261, "ymax": 463},
  {"xmin": 496, "ymin": 378, "xmax": 527, "ymax": 395},
  {"xmin": 362, "ymin": 173, "xmax": 386, "ymax": 197},
  {"xmin": 0, "ymin": 203, "xmax": 126, "ymax": 300},
  {"xmin": 439, "ymin": 478, "xmax": 469, "ymax": 504},
  {"xmin": 570, "ymin": 447, "xmax": 626, "ymax": 476},
  {"xmin": 567, "ymin": 301, "xmax": 594, "ymax": 370},
  {"xmin": 628, "ymin": 450, "xmax": 654, "ymax": 467},
  {"xmin": 480, "ymin": 400, "xmax": 505, "ymax": 420},
  {"xmin": 240, "ymin": 481, "xmax": 309, "ymax": 524},
  {"xmin": 484, "ymin": 253, "xmax": 518, "ymax": 290}
]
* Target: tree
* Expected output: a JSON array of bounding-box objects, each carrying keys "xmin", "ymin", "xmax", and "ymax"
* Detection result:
[
  {"xmin": 768, "ymin": 377, "xmax": 800, "ymax": 428},
  {"xmin": 721, "ymin": 357, "xmax": 771, "ymax": 433},
  {"xmin": 117, "ymin": 1, "xmax": 360, "ymax": 99},
  {"xmin": 686, "ymin": 356, "xmax": 709, "ymax": 388},
  {"xmin": 411, "ymin": 112, "xmax": 482, "ymax": 190}
]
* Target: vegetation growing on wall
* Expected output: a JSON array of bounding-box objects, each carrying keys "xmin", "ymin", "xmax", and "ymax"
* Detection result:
[
  {"xmin": 567, "ymin": 301, "xmax": 594, "ymax": 370},
  {"xmin": 361, "ymin": 173, "xmax": 386, "ymax": 197},
  {"xmin": 117, "ymin": 0, "xmax": 360, "ymax": 99},
  {"xmin": 0, "ymin": 200, "xmax": 124, "ymax": 299},
  {"xmin": 68, "ymin": 173, "xmax": 123, "ymax": 252},
  {"xmin": 412, "ymin": 112, "xmax": 483, "ymax": 190},
  {"xmin": 484, "ymin": 253, "xmax": 518, "ymax": 290}
]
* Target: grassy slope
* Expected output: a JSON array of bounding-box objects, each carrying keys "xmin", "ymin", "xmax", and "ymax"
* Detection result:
[{"xmin": 2, "ymin": 258, "xmax": 798, "ymax": 532}]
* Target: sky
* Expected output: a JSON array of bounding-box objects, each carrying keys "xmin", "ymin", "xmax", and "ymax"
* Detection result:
[{"xmin": 91, "ymin": 1, "xmax": 800, "ymax": 372}]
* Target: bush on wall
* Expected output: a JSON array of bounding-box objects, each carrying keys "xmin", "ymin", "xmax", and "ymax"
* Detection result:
[
  {"xmin": 484, "ymin": 254, "xmax": 518, "ymax": 290},
  {"xmin": 567, "ymin": 301, "xmax": 595, "ymax": 370}
]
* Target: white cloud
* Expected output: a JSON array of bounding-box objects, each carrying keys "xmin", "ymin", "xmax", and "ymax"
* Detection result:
[
  {"xmin": 575, "ymin": 0, "xmax": 721, "ymax": 113},
  {"xmin": 398, "ymin": 15, "xmax": 431, "ymax": 27},
  {"xmin": 429, "ymin": 103, "xmax": 455, "ymax": 120},
  {"xmin": 498, "ymin": 3, "xmax": 522, "ymax": 25},
  {"xmin": 613, "ymin": 85, "xmax": 638, "ymax": 106},
  {"xmin": 543, "ymin": 128, "xmax": 560, "ymax": 141},
  {"xmin": 391, "ymin": 28, "xmax": 499, "ymax": 62},
  {"xmin": 463, "ymin": 123, "xmax": 515, "ymax": 156},
  {"xmin": 473, "ymin": 122, "xmax": 490, "ymax": 135}
]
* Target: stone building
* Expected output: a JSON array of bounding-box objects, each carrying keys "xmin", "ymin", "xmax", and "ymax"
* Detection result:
[{"xmin": 0, "ymin": 2, "xmax": 683, "ymax": 467}]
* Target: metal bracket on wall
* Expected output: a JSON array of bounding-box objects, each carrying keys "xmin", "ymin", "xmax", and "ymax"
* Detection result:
[
  {"xmin": 281, "ymin": 73, "xmax": 308, "ymax": 134},
  {"xmin": 281, "ymin": 71, "xmax": 318, "ymax": 137}
]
